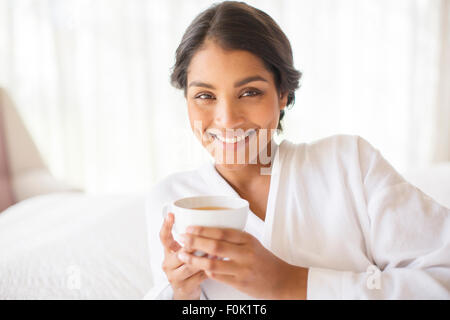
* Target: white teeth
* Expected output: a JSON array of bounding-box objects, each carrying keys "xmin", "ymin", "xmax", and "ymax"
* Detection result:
[
  {"xmin": 216, "ymin": 136, "xmax": 241, "ymax": 143},
  {"xmin": 213, "ymin": 129, "xmax": 256, "ymax": 144}
]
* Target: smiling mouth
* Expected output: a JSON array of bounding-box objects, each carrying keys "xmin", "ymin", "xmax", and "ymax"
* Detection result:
[{"xmin": 208, "ymin": 128, "xmax": 257, "ymax": 144}]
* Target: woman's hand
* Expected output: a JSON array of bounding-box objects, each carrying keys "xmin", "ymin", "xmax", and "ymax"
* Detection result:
[
  {"xmin": 159, "ymin": 213, "xmax": 208, "ymax": 300},
  {"xmin": 177, "ymin": 226, "xmax": 309, "ymax": 299}
]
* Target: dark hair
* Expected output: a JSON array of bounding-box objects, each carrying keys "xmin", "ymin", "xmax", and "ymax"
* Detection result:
[{"xmin": 170, "ymin": 1, "xmax": 302, "ymax": 131}]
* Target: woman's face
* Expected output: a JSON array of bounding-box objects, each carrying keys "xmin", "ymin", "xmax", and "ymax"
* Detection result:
[{"xmin": 186, "ymin": 39, "xmax": 287, "ymax": 171}]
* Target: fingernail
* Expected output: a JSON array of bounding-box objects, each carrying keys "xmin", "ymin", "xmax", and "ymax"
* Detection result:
[
  {"xmin": 186, "ymin": 226, "xmax": 195, "ymax": 234},
  {"xmin": 178, "ymin": 251, "xmax": 188, "ymax": 262},
  {"xmin": 178, "ymin": 234, "xmax": 187, "ymax": 244}
]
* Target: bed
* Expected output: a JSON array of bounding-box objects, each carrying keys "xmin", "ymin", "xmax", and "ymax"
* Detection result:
[{"xmin": 0, "ymin": 192, "xmax": 153, "ymax": 299}]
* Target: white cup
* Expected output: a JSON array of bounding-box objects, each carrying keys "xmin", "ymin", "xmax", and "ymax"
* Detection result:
[{"xmin": 163, "ymin": 195, "xmax": 249, "ymax": 256}]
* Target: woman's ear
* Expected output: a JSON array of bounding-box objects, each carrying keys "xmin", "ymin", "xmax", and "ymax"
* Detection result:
[{"xmin": 279, "ymin": 91, "xmax": 288, "ymax": 110}]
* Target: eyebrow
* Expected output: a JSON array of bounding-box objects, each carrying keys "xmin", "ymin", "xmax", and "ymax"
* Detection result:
[{"xmin": 188, "ymin": 75, "xmax": 268, "ymax": 89}]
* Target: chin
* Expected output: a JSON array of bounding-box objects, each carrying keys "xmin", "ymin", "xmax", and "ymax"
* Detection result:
[
  {"xmin": 212, "ymin": 151, "xmax": 261, "ymax": 171},
  {"xmin": 215, "ymin": 162, "xmax": 250, "ymax": 171}
]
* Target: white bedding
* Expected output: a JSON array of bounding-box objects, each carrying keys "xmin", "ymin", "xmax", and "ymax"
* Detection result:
[{"xmin": 0, "ymin": 192, "xmax": 153, "ymax": 299}]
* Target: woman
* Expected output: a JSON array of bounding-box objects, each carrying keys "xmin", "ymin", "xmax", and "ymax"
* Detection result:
[{"xmin": 145, "ymin": 1, "xmax": 449, "ymax": 300}]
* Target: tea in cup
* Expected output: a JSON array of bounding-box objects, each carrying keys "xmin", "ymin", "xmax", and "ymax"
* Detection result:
[{"xmin": 162, "ymin": 195, "xmax": 249, "ymax": 256}]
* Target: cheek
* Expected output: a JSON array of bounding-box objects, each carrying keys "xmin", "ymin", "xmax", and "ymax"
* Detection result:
[
  {"xmin": 250, "ymin": 99, "xmax": 280, "ymax": 129},
  {"xmin": 187, "ymin": 103, "xmax": 212, "ymax": 141},
  {"xmin": 188, "ymin": 103, "xmax": 207, "ymax": 125}
]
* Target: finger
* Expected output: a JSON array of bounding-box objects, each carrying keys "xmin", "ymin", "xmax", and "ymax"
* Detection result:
[
  {"xmin": 162, "ymin": 250, "xmax": 184, "ymax": 271},
  {"xmin": 163, "ymin": 246, "xmax": 201, "ymax": 273},
  {"xmin": 170, "ymin": 263, "xmax": 202, "ymax": 282},
  {"xmin": 179, "ymin": 270, "xmax": 208, "ymax": 292},
  {"xmin": 178, "ymin": 250, "xmax": 241, "ymax": 276},
  {"xmin": 205, "ymin": 271, "xmax": 236, "ymax": 286},
  {"xmin": 159, "ymin": 213, "xmax": 181, "ymax": 253},
  {"xmin": 186, "ymin": 226, "xmax": 251, "ymax": 244},
  {"xmin": 179, "ymin": 233, "xmax": 246, "ymax": 260}
]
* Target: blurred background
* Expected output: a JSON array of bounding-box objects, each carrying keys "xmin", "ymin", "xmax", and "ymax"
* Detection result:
[
  {"xmin": 0, "ymin": 0, "xmax": 449, "ymax": 194},
  {"xmin": 0, "ymin": 0, "xmax": 449, "ymax": 300}
]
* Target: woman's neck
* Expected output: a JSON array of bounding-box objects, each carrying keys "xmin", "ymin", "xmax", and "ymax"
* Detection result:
[
  {"xmin": 214, "ymin": 144, "xmax": 276, "ymax": 222},
  {"xmin": 214, "ymin": 163, "xmax": 268, "ymax": 190},
  {"xmin": 214, "ymin": 141, "xmax": 277, "ymax": 191}
]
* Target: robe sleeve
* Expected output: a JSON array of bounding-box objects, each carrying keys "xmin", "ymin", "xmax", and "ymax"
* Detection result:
[
  {"xmin": 143, "ymin": 190, "xmax": 209, "ymax": 300},
  {"xmin": 307, "ymin": 136, "xmax": 450, "ymax": 299},
  {"xmin": 143, "ymin": 192, "xmax": 173, "ymax": 299}
]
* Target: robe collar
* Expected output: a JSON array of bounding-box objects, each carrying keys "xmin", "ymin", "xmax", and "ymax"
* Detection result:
[{"xmin": 196, "ymin": 140, "xmax": 287, "ymax": 248}]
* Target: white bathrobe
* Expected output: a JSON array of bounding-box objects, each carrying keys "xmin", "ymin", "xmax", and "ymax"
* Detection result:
[{"xmin": 144, "ymin": 134, "xmax": 450, "ymax": 299}]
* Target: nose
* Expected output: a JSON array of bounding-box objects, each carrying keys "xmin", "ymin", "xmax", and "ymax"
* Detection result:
[{"xmin": 213, "ymin": 98, "xmax": 245, "ymax": 130}]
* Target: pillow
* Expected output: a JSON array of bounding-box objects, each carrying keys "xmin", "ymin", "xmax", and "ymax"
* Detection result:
[{"xmin": 0, "ymin": 104, "xmax": 15, "ymax": 212}]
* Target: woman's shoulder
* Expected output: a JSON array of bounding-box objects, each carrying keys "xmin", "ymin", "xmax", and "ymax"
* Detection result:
[
  {"xmin": 145, "ymin": 164, "xmax": 210, "ymax": 212},
  {"xmin": 147, "ymin": 168, "xmax": 196, "ymax": 198},
  {"xmin": 281, "ymin": 134, "xmax": 379, "ymax": 169},
  {"xmin": 283, "ymin": 134, "xmax": 374, "ymax": 152}
]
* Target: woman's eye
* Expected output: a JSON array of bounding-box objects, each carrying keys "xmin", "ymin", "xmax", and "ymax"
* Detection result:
[
  {"xmin": 195, "ymin": 93, "xmax": 214, "ymax": 100},
  {"xmin": 241, "ymin": 90, "xmax": 261, "ymax": 98}
]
